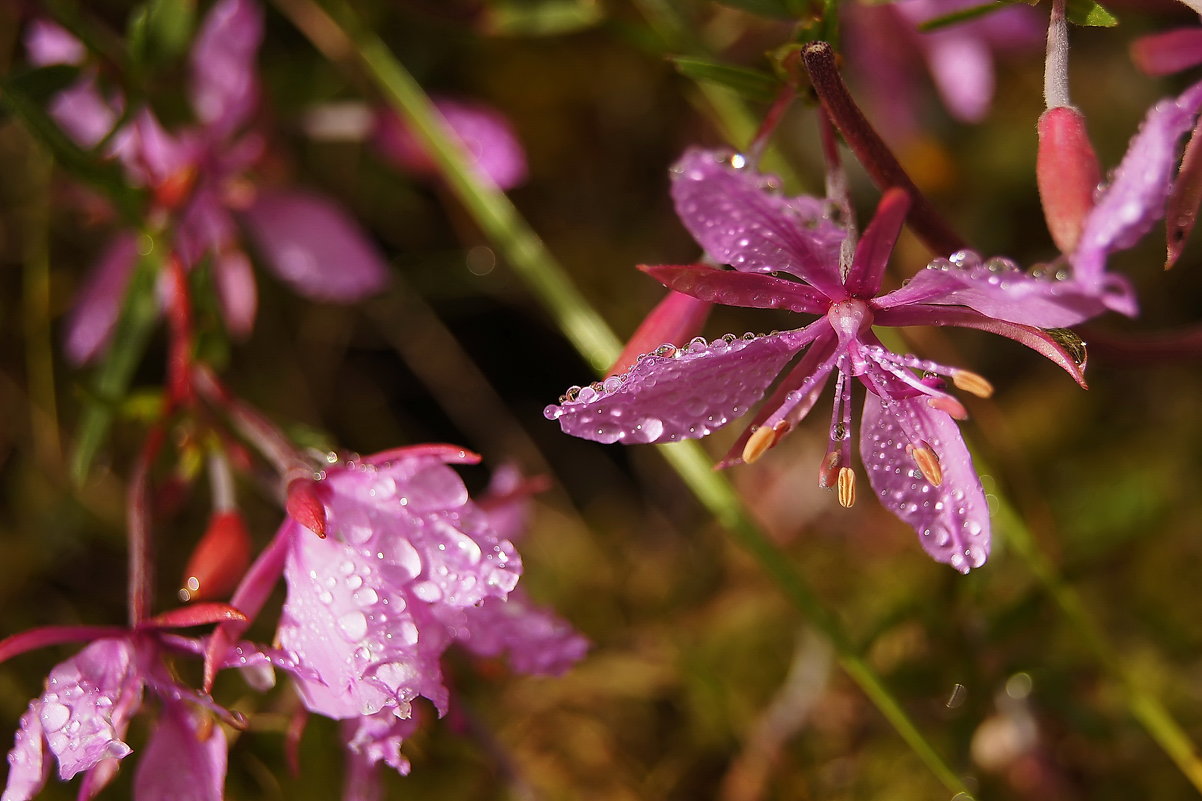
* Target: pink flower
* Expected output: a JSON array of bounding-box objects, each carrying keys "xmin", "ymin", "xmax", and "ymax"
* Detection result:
[
  {"xmin": 1, "ymin": 606, "xmax": 276, "ymax": 801},
  {"xmin": 219, "ymin": 447, "xmax": 584, "ymax": 791},
  {"xmin": 25, "ymin": 1, "xmax": 390, "ymax": 363},
  {"xmin": 373, "ymin": 98, "xmax": 528, "ymax": 190},
  {"xmin": 546, "ymin": 149, "xmax": 1093, "ymax": 573},
  {"xmin": 845, "ymin": 0, "xmax": 1042, "ymax": 134}
]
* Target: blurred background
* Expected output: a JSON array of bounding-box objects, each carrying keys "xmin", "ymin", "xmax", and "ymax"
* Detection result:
[{"xmin": 3, "ymin": 0, "xmax": 1202, "ymax": 798}]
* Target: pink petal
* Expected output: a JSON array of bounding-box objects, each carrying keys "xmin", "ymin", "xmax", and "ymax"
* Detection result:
[
  {"xmin": 1131, "ymin": 28, "xmax": 1202, "ymax": 77},
  {"xmin": 877, "ymin": 303, "xmax": 1089, "ymax": 388},
  {"xmin": 845, "ymin": 188, "xmax": 910, "ymax": 298},
  {"xmin": 141, "ymin": 603, "xmax": 247, "ymax": 630},
  {"xmin": 922, "ymin": 32, "xmax": 993, "ymax": 123},
  {"xmin": 877, "ymin": 252, "xmax": 1125, "ymax": 327},
  {"xmin": 670, "ymin": 148, "xmax": 846, "ymax": 296},
  {"xmin": 455, "ymin": 589, "xmax": 588, "ymax": 675},
  {"xmin": 240, "ymin": 190, "xmax": 390, "ymax": 301},
  {"xmin": 640, "ymin": 263, "xmax": 829, "ymax": 313},
  {"xmin": 24, "ymin": 20, "xmax": 85, "ymax": 66},
  {"xmin": 38, "ymin": 639, "xmax": 140, "ymax": 781},
  {"xmin": 48, "ymin": 81, "xmax": 120, "ymax": 150},
  {"xmin": 213, "ymin": 249, "xmax": 258, "ymax": 337},
  {"xmin": 0, "ymin": 626, "xmax": 127, "ymax": 666},
  {"xmin": 63, "ymin": 233, "xmax": 139, "ymax": 365},
  {"xmin": 609, "ymin": 290, "xmax": 712, "ymax": 377},
  {"xmin": 109, "ymin": 111, "xmax": 196, "ymax": 189},
  {"xmin": 545, "ymin": 326, "xmax": 822, "ymax": 445},
  {"xmin": 133, "ymin": 699, "xmax": 226, "ymax": 801},
  {"xmin": 342, "ymin": 712, "xmax": 418, "ymax": 801},
  {"xmin": 860, "ymin": 392, "xmax": 990, "ymax": 573},
  {"xmin": 2, "ymin": 705, "xmax": 49, "ymax": 801},
  {"xmin": 374, "ymin": 98, "xmax": 528, "ymax": 190},
  {"xmin": 189, "ymin": 0, "xmax": 264, "ymax": 137},
  {"xmin": 1075, "ymin": 81, "xmax": 1202, "ymax": 281}
]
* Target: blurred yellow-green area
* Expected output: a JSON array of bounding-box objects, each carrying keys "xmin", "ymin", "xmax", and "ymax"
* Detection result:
[{"xmin": 4, "ymin": 0, "xmax": 1202, "ymax": 799}]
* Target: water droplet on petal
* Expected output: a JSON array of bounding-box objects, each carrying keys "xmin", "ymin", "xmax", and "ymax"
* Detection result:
[
  {"xmin": 337, "ymin": 611, "xmax": 368, "ymax": 641},
  {"xmin": 40, "ymin": 703, "xmax": 69, "ymax": 733}
]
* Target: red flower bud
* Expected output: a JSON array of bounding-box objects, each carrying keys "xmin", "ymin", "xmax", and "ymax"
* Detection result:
[
  {"xmin": 1037, "ymin": 106, "xmax": 1101, "ymax": 254},
  {"xmin": 286, "ymin": 478, "xmax": 327, "ymax": 538},
  {"xmin": 180, "ymin": 511, "xmax": 252, "ymax": 602}
]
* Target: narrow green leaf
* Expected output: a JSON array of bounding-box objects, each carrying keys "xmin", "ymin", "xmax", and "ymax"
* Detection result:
[
  {"xmin": 70, "ymin": 240, "xmax": 163, "ymax": 484},
  {"xmin": 485, "ymin": 0, "xmax": 603, "ymax": 36},
  {"xmin": 1066, "ymin": 0, "xmax": 1117, "ymax": 27},
  {"xmin": 712, "ymin": 0, "xmax": 795, "ymax": 19},
  {"xmin": 129, "ymin": 0, "xmax": 196, "ymax": 68},
  {"xmin": 670, "ymin": 57, "xmax": 781, "ymax": 104},
  {"xmin": 919, "ymin": 1, "xmax": 1016, "ymax": 32}
]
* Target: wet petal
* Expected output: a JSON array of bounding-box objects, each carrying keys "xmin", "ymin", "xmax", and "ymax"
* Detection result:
[
  {"xmin": 670, "ymin": 148, "xmax": 845, "ymax": 295},
  {"xmin": 877, "ymin": 303, "xmax": 1089, "ymax": 388},
  {"xmin": 189, "ymin": 0, "xmax": 264, "ymax": 138},
  {"xmin": 1, "ymin": 705, "xmax": 49, "ymax": 801},
  {"xmin": 860, "ymin": 393, "xmax": 990, "ymax": 573},
  {"xmin": 547, "ymin": 327, "xmax": 821, "ymax": 445},
  {"xmin": 878, "ymin": 252, "xmax": 1124, "ymax": 327},
  {"xmin": 133, "ymin": 699, "xmax": 226, "ymax": 801},
  {"xmin": 640, "ymin": 263, "xmax": 828, "ymax": 313},
  {"xmin": 454, "ymin": 589, "xmax": 588, "ymax": 676},
  {"xmin": 63, "ymin": 234, "xmax": 139, "ymax": 365},
  {"xmin": 608, "ymin": 289, "xmax": 712, "ymax": 377},
  {"xmin": 1075, "ymin": 81, "xmax": 1202, "ymax": 280},
  {"xmin": 241, "ymin": 190, "xmax": 390, "ymax": 302},
  {"xmin": 38, "ymin": 639, "xmax": 140, "ymax": 781}
]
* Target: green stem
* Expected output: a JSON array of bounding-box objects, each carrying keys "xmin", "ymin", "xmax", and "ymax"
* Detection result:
[{"xmin": 285, "ymin": 1, "xmax": 975, "ymax": 795}]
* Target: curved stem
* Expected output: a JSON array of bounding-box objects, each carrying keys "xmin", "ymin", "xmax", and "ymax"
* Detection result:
[{"xmin": 278, "ymin": 2, "xmax": 976, "ymax": 796}]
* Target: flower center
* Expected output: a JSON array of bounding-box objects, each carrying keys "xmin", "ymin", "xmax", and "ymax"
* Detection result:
[{"xmin": 826, "ymin": 298, "xmax": 873, "ymax": 346}]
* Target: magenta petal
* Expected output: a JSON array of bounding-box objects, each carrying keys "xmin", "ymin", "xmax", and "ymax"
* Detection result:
[
  {"xmin": 189, "ymin": 0, "xmax": 264, "ymax": 138},
  {"xmin": 641, "ymin": 263, "xmax": 829, "ymax": 313},
  {"xmin": 24, "ymin": 20, "xmax": 85, "ymax": 66},
  {"xmin": 547, "ymin": 326, "xmax": 821, "ymax": 445},
  {"xmin": 240, "ymin": 190, "xmax": 390, "ymax": 301},
  {"xmin": 670, "ymin": 148, "xmax": 846, "ymax": 295},
  {"xmin": 343, "ymin": 713, "xmax": 418, "ymax": 798},
  {"xmin": 922, "ymin": 33, "xmax": 993, "ymax": 123},
  {"xmin": 1131, "ymin": 28, "xmax": 1202, "ymax": 77},
  {"xmin": 845, "ymin": 188, "xmax": 910, "ymax": 298},
  {"xmin": 609, "ymin": 290, "xmax": 712, "ymax": 376},
  {"xmin": 49, "ymin": 81, "xmax": 121, "ymax": 150},
  {"xmin": 63, "ymin": 233, "xmax": 139, "ymax": 365},
  {"xmin": 860, "ymin": 393, "xmax": 990, "ymax": 573},
  {"xmin": 213, "ymin": 249, "xmax": 258, "ymax": 337},
  {"xmin": 38, "ymin": 639, "xmax": 139, "ymax": 781},
  {"xmin": 877, "ymin": 253, "xmax": 1119, "ymax": 327},
  {"xmin": 133, "ymin": 700, "xmax": 226, "ymax": 801},
  {"xmin": 878, "ymin": 304, "xmax": 1089, "ymax": 388},
  {"xmin": 455, "ymin": 589, "xmax": 588, "ymax": 675},
  {"xmin": 1075, "ymin": 81, "xmax": 1202, "ymax": 281},
  {"xmin": 2, "ymin": 705, "xmax": 49, "ymax": 801}
]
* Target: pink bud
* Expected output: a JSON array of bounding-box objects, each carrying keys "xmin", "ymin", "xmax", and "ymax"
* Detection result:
[
  {"xmin": 609, "ymin": 288, "xmax": 712, "ymax": 377},
  {"xmin": 286, "ymin": 478, "xmax": 327, "ymax": 538},
  {"xmin": 1037, "ymin": 106, "xmax": 1101, "ymax": 254},
  {"xmin": 180, "ymin": 511, "xmax": 252, "ymax": 602}
]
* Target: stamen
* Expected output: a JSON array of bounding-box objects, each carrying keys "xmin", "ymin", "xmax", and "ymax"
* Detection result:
[
  {"xmin": 952, "ymin": 370, "xmax": 994, "ymax": 398},
  {"xmin": 927, "ymin": 395, "xmax": 968, "ymax": 420},
  {"xmin": 818, "ymin": 451, "xmax": 841, "ymax": 488},
  {"xmin": 909, "ymin": 444, "xmax": 944, "ymax": 487},
  {"xmin": 742, "ymin": 426, "xmax": 777, "ymax": 464},
  {"xmin": 837, "ymin": 467, "xmax": 856, "ymax": 508}
]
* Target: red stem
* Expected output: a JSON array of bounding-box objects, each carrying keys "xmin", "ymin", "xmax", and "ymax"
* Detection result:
[
  {"xmin": 801, "ymin": 42, "xmax": 967, "ymax": 258},
  {"xmin": 128, "ymin": 425, "xmax": 166, "ymax": 625}
]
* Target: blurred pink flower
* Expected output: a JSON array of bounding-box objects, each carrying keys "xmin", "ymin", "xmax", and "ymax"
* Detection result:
[
  {"xmin": 220, "ymin": 447, "xmax": 584, "ymax": 792},
  {"xmin": 546, "ymin": 149, "xmax": 1097, "ymax": 572},
  {"xmin": 24, "ymin": 0, "xmax": 390, "ymax": 363},
  {"xmin": 845, "ymin": 0, "xmax": 1043, "ymax": 135},
  {"xmin": 373, "ymin": 98, "xmax": 528, "ymax": 190}
]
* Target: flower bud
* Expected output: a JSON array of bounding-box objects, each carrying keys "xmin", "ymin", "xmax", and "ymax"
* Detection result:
[
  {"xmin": 286, "ymin": 478, "xmax": 327, "ymax": 538},
  {"xmin": 180, "ymin": 510, "xmax": 252, "ymax": 602},
  {"xmin": 1037, "ymin": 106, "xmax": 1101, "ymax": 254}
]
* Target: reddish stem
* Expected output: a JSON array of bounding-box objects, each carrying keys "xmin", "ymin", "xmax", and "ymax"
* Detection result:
[
  {"xmin": 128, "ymin": 425, "xmax": 167, "ymax": 626},
  {"xmin": 801, "ymin": 42, "xmax": 967, "ymax": 258}
]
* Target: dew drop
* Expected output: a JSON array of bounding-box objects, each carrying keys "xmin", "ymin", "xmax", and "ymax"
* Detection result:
[
  {"xmin": 40, "ymin": 702, "xmax": 69, "ymax": 733},
  {"xmin": 337, "ymin": 611, "xmax": 368, "ymax": 641}
]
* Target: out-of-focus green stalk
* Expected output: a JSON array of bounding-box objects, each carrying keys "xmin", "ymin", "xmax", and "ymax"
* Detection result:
[{"xmin": 282, "ymin": 1, "xmax": 975, "ymax": 795}]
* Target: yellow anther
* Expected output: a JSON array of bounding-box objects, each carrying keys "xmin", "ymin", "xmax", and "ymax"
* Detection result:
[
  {"xmin": 742, "ymin": 426, "xmax": 776, "ymax": 464},
  {"xmin": 953, "ymin": 369, "xmax": 994, "ymax": 398},
  {"xmin": 837, "ymin": 467, "xmax": 856, "ymax": 508},
  {"xmin": 911, "ymin": 446, "xmax": 944, "ymax": 487}
]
